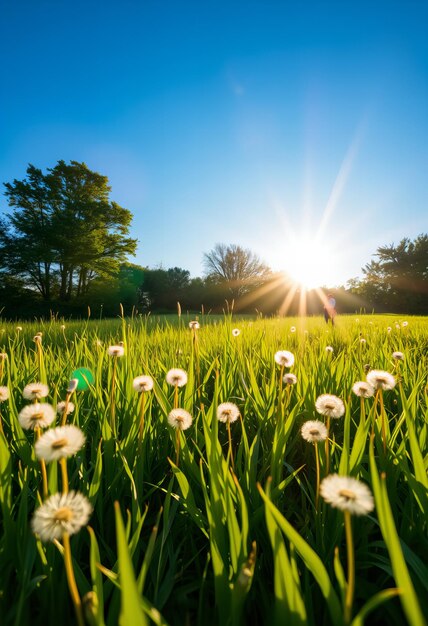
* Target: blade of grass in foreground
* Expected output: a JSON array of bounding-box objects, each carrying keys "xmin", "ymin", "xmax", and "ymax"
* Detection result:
[
  {"xmin": 114, "ymin": 501, "xmax": 148, "ymax": 626},
  {"xmin": 257, "ymin": 478, "xmax": 344, "ymax": 626},
  {"xmin": 369, "ymin": 437, "xmax": 427, "ymax": 626}
]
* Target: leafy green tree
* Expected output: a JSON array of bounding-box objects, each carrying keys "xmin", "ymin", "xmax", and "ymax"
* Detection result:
[
  {"xmin": 141, "ymin": 267, "xmax": 191, "ymax": 310},
  {"xmin": 351, "ymin": 234, "xmax": 428, "ymax": 312},
  {"xmin": 203, "ymin": 243, "xmax": 271, "ymax": 298},
  {"xmin": 0, "ymin": 161, "xmax": 137, "ymax": 301}
]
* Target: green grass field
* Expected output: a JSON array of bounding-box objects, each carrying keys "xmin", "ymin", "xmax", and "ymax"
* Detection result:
[{"xmin": 0, "ymin": 313, "xmax": 427, "ymax": 626}]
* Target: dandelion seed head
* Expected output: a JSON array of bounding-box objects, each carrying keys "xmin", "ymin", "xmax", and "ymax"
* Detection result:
[
  {"xmin": 366, "ymin": 370, "xmax": 396, "ymax": 391},
  {"xmin": 16, "ymin": 326, "xmax": 22, "ymax": 332},
  {"xmin": 320, "ymin": 474, "xmax": 374, "ymax": 516},
  {"xmin": 166, "ymin": 368, "xmax": 188, "ymax": 387},
  {"xmin": 325, "ymin": 346, "xmax": 334, "ymax": 353},
  {"xmin": 387, "ymin": 327, "xmax": 392, "ymax": 333},
  {"xmin": 56, "ymin": 401, "xmax": 75, "ymax": 415},
  {"xmin": 274, "ymin": 350, "xmax": 295, "ymax": 367},
  {"xmin": 18, "ymin": 403, "xmax": 56, "ymax": 430},
  {"xmin": 395, "ymin": 323, "xmax": 400, "ymax": 330},
  {"xmin": 167, "ymin": 408, "xmax": 193, "ymax": 430},
  {"xmin": 402, "ymin": 321, "xmax": 408, "ymax": 327},
  {"xmin": 0, "ymin": 386, "xmax": 10, "ymax": 402},
  {"xmin": 60, "ymin": 325, "xmax": 66, "ymax": 330},
  {"xmin": 133, "ymin": 375, "xmax": 154, "ymax": 392},
  {"xmin": 352, "ymin": 382, "xmax": 375, "ymax": 398},
  {"xmin": 189, "ymin": 321, "xmax": 200, "ymax": 330},
  {"xmin": 22, "ymin": 383, "xmax": 49, "ymax": 401},
  {"xmin": 67, "ymin": 379, "xmax": 79, "ymax": 393},
  {"xmin": 290, "ymin": 326, "xmax": 296, "ymax": 333},
  {"xmin": 301, "ymin": 420, "xmax": 328, "ymax": 442},
  {"xmin": 35, "ymin": 425, "xmax": 85, "ymax": 462},
  {"xmin": 283, "ymin": 373, "xmax": 297, "ymax": 385},
  {"xmin": 360, "ymin": 338, "xmax": 366, "ymax": 344},
  {"xmin": 31, "ymin": 491, "xmax": 92, "ymax": 542},
  {"xmin": 315, "ymin": 394, "xmax": 345, "ymax": 419},
  {"xmin": 392, "ymin": 351, "xmax": 404, "ymax": 361},
  {"xmin": 232, "ymin": 328, "xmax": 241, "ymax": 337},
  {"xmin": 217, "ymin": 402, "xmax": 240, "ymax": 424},
  {"xmin": 107, "ymin": 345, "xmax": 125, "ymax": 357}
]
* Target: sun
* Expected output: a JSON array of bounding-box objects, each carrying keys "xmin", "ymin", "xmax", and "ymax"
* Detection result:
[{"xmin": 282, "ymin": 233, "xmax": 338, "ymax": 290}]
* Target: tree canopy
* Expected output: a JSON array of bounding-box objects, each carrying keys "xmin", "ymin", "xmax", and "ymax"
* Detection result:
[
  {"xmin": 203, "ymin": 243, "xmax": 271, "ymax": 297},
  {"xmin": 0, "ymin": 161, "xmax": 136, "ymax": 301}
]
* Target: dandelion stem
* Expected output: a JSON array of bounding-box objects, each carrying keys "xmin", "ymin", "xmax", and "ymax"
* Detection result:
[
  {"xmin": 0, "ymin": 410, "xmax": 4, "ymax": 436},
  {"xmin": 378, "ymin": 389, "xmax": 387, "ymax": 454},
  {"xmin": 344, "ymin": 510, "xmax": 355, "ymax": 624},
  {"xmin": 227, "ymin": 421, "xmax": 235, "ymax": 470},
  {"xmin": 138, "ymin": 392, "xmax": 146, "ymax": 443},
  {"xmin": 314, "ymin": 442, "xmax": 320, "ymax": 511},
  {"xmin": 325, "ymin": 416, "xmax": 331, "ymax": 475},
  {"xmin": 62, "ymin": 532, "xmax": 84, "ymax": 626},
  {"xmin": 174, "ymin": 384, "xmax": 179, "ymax": 410},
  {"xmin": 110, "ymin": 357, "xmax": 117, "ymax": 435},
  {"xmin": 60, "ymin": 458, "xmax": 69, "ymax": 494},
  {"xmin": 35, "ymin": 426, "xmax": 49, "ymax": 499},
  {"xmin": 61, "ymin": 392, "xmax": 72, "ymax": 427},
  {"xmin": 175, "ymin": 429, "xmax": 180, "ymax": 466}
]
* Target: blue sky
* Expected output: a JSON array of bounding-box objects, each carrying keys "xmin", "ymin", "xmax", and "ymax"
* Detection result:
[{"xmin": 1, "ymin": 1, "xmax": 427, "ymax": 287}]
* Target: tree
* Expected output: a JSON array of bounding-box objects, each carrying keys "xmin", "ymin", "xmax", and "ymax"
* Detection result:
[
  {"xmin": 0, "ymin": 161, "xmax": 137, "ymax": 301},
  {"xmin": 351, "ymin": 234, "xmax": 428, "ymax": 313},
  {"xmin": 203, "ymin": 243, "xmax": 271, "ymax": 298},
  {"xmin": 141, "ymin": 267, "xmax": 191, "ymax": 310}
]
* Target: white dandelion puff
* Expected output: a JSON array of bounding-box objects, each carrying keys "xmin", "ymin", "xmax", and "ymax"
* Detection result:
[
  {"xmin": 401, "ymin": 321, "xmax": 408, "ymax": 327},
  {"xmin": 274, "ymin": 350, "xmax": 295, "ymax": 367},
  {"xmin": 395, "ymin": 323, "xmax": 400, "ymax": 330},
  {"xmin": 392, "ymin": 351, "xmax": 404, "ymax": 361},
  {"xmin": 107, "ymin": 345, "xmax": 125, "ymax": 357},
  {"xmin": 0, "ymin": 386, "xmax": 10, "ymax": 402},
  {"xmin": 189, "ymin": 320, "xmax": 200, "ymax": 330},
  {"xmin": 320, "ymin": 474, "xmax": 374, "ymax": 516},
  {"xmin": 35, "ymin": 425, "xmax": 85, "ymax": 462},
  {"xmin": 133, "ymin": 375, "xmax": 154, "ymax": 392},
  {"xmin": 325, "ymin": 346, "xmax": 334, "ymax": 353},
  {"xmin": 290, "ymin": 326, "xmax": 296, "ymax": 333},
  {"xmin": 23, "ymin": 383, "xmax": 49, "ymax": 400},
  {"xmin": 283, "ymin": 373, "xmax": 297, "ymax": 385},
  {"xmin": 16, "ymin": 326, "xmax": 22, "ymax": 332},
  {"xmin": 167, "ymin": 408, "xmax": 193, "ymax": 431},
  {"xmin": 366, "ymin": 370, "xmax": 396, "ymax": 391},
  {"xmin": 301, "ymin": 420, "xmax": 328, "ymax": 443},
  {"xmin": 31, "ymin": 491, "xmax": 92, "ymax": 542},
  {"xmin": 352, "ymin": 382, "xmax": 375, "ymax": 398},
  {"xmin": 217, "ymin": 402, "xmax": 240, "ymax": 424},
  {"xmin": 19, "ymin": 403, "xmax": 56, "ymax": 430},
  {"xmin": 315, "ymin": 394, "xmax": 345, "ymax": 419},
  {"xmin": 360, "ymin": 338, "xmax": 366, "ymax": 344},
  {"xmin": 67, "ymin": 379, "xmax": 79, "ymax": 393},
  {"xmin": 166, "ymin": 368, "xmax": 188, "ymax": 387},
  {"xmin": 232, "ymin": 328, "xmax": 241, "ymax": 337},
  {"xmin": 33, "ymin": 335, "xmax": 42, "ymax": 343},
  {"xmin": 387, "ymin": 327, "xmax": 392, "ymax": 333},
  {"xmin": 56, "ymin": 401, "xmax": 75, "ymax": 416}
]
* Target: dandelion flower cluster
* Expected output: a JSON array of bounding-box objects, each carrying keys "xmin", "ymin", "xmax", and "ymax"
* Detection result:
[
  {"xmin": 352, "ymin": 382, "xmax": 375, "ymax": 398},
  {"xmin": 366, "ymin": 370, "xmax": 396, "ymax": 391},
  {"xmin": 0, "ymin": 386, "xmax": 10, "ymax": 402},
  {"xmin": 166, "ymin": 368, "xmax": 188, "ymax": 387},
  {"xmin": 301, "ymin": 420, "xmax": 328, "ymax": 443},
  {"xmin": 31, "ymin": 491, "xmax": 92, "ymax": 542},
  {"xmin": 107, "ymin": 345, "xmax": 125, "ymax": 357},
  {"xmin": 56, "ymin": 401, "xmax": 75, "ymax": 416},
  {"xmin": 167, "ymin": 408, "xmax": 193, "ymax": 431},
  {"xmin": 274, "ymin": 350, "xmax": 295, "ymax": 368},
  {"xmin": 315, "ymin": 394, "xmax": 345, "ymax": 419},
  {"xmin": 133, "ymin": 375, "xmax": 154, "ymax": 392},
  {"xmin": 19, "ymin": 403, "xmax": 56, "ymax": 430},
  {"xmin": 283, "ymin": 373, "xmax": 297, "ymax": 385},
  {"xmin": 35, "ymin": 425, "xmax": 85, "ymax": 462},
  {"xmin": 320, "ymin": 474, "xmax": 374, "ymax": 516},
  {"xmin": 217, "ymin": 402, "xmax": 240, "ymax": 424},
  {"xmin": 22, "ymin": 383, "xmax": 49, "ymax": 401}
]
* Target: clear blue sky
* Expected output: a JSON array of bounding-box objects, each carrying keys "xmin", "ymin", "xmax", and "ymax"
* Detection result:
[{"xmin": 1, "ymin": 0, "xmax": 427, "ymax": 287}]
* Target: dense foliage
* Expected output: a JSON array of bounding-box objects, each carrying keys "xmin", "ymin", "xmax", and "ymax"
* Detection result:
[{"xmin": 0, "ymin": 314, "xmax": 427, "ymax": 626}]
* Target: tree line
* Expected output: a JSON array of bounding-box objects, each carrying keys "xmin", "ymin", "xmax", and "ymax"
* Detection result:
[{"xmin": 0, "ymin": 161, "xmax": 427, "ymax": 318}]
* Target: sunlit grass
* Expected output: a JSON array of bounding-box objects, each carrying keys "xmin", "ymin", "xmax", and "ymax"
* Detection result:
[{"xmin": 0, "ymin": 313, "xmax": 427, "ymax": 625}]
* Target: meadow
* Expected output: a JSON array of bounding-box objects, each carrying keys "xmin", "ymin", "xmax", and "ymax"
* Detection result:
[{"xmin": 0, "ymin": 312, "xmax": 427, "ymax": 626}]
